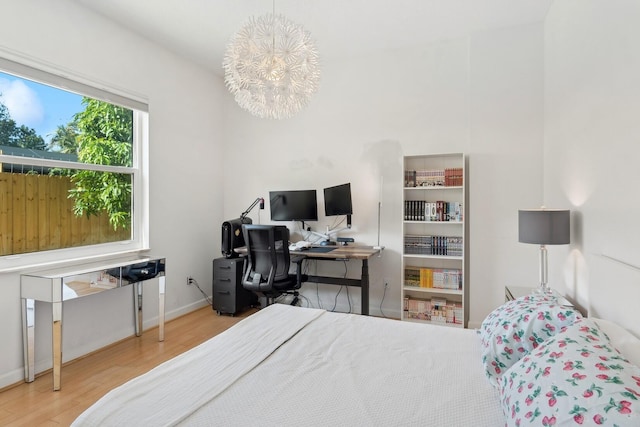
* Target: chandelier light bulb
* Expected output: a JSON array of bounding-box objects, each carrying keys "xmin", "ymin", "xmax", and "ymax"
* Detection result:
[
  {"xmin": 262, "ymin": 55, "xmax": 286, "ymax": 81},
  {"xmin": 223, "ymin": 13, "xmax": 321, "ymax": 119}
]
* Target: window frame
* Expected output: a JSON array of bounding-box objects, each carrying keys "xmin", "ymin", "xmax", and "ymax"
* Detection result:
[{"xmin": 0, "ymin": 55, "xmax": 149, "ymax": 272}]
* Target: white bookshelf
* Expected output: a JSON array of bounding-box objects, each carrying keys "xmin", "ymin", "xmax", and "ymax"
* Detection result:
[{"xmin": 401, "ymin": 153, "xmax": 468, "ymax": 327}]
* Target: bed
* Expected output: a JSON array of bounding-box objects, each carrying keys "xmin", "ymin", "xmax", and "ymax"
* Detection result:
[{"xmin": 73, "ymin": 295, "xmax": 640, "ymax": 426}]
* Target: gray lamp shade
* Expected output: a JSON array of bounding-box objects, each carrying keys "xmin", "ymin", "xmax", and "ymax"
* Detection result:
[{"xmin": 518, "ymin": 209, "xmax": 570, "ymax": 245}]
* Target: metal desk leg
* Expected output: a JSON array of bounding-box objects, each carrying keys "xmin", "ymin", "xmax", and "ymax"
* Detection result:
[
  {"xmin": 158, "ymin": 276, "xmax": 165, "ymax": 341},
  {"xmin": 52, "ymin": 300, "xmax": 62, "ymax": 391},
  {"xmin": 361, "ymin": 259, "xmax": 370, "ymax": 316},
  {"xmin": 134, "ymin": 282, "xmax": 143, "ymax": 337},
  {"xmin": 21, "ymin": 298, "xmax": 35, "ymax": 383}
]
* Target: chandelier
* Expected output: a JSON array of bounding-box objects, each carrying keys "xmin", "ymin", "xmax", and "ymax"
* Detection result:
[{"xmin": 223, "ymin": 13, "xmax": 320, "ymax": 120}]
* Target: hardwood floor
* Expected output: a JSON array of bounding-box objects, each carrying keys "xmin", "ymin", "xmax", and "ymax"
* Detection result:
[{"xmin": 0, "ymin": 305, "xmax": 257, "ymax": 426}]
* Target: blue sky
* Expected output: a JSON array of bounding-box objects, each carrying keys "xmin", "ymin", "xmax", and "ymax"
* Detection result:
[{"xmin": 0, "ymin": 71, "xmax": 84, "ymax": 146}]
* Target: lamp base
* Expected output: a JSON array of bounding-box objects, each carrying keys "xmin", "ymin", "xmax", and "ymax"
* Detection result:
[
  {"xmin": 535, "ymin": 284, "xmax": 553, "ymax": 295},
  {"xmin": 537, "ymin": 245, "xmax": 550, "ymax": 295}
]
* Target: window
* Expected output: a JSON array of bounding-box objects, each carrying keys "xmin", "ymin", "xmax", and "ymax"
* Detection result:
[{"xmin": 0, "ymin": 57, "xmax": 148, "ymax": 270}]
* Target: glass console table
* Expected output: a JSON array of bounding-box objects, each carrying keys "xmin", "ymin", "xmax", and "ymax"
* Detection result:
[{"xmin": 20, "ymin": 254, "xmax": 166, "ymax": 391}]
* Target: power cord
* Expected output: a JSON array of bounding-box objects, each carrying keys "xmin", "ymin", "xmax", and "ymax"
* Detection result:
[
  {"xmin": 298, "ymin": 293, "xmax": 312, "ymax": 308},
  {"xmin": 329, "ymin": 286, "xmax": 344, "ymax": 312},
  {"xmin": 329, "ymin": 260, "xmax": 352, "ymax": 313},
  {"xmin": 189, "ymin": 277, "xmax": 212, "ymax": 306},
  {"xmin": 316, "ymin": 283, "xmax": 323, "ymax": 309},
  {"xmin": 379, "ymin": 281, "xmax": 389, "ymax": 318}
]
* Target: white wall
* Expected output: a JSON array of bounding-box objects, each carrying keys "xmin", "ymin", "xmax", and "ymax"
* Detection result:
[
  {"xmin": 468, "ymin": 24, "xmax": 545, "ymax": 325},
  {"xmin": 0, "ymin": 0, "xmax": 225, "ymax": 388},
  {"xmin": 223, "ymin": 24, "xmax": 545, "ymax": 323},
  {"xmin": 544, "ymin": 0, "xmax": 640, "ymax": 337}
]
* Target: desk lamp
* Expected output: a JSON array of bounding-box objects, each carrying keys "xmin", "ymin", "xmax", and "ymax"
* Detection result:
[{"xmin": 518, "ymin": 208, "xmax": 570, "ymax": 294}]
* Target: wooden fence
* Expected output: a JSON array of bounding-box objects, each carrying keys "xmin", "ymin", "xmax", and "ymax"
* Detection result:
[{"xmin": 0, "ymin": 172, "xmax": 130, "ymax": 256}]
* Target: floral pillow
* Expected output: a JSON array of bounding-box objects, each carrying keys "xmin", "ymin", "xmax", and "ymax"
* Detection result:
[
  {"xmin": 479, "ymin": 293, "xmax": 582, "ymax": 386},
  {"xmin": 499, "ymin": 317, "xmax": 640, "ymax": 426}
]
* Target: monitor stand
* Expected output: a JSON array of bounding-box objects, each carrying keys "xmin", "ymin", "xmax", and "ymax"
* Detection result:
[{"xmin": 310, "ymin": 221, "xmax": 351, "ymax": 245}]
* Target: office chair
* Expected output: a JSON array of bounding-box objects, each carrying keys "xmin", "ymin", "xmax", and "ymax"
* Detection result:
[{"xmin": 241, "ymin": 224, "xmax": 306, "ymax": 306}]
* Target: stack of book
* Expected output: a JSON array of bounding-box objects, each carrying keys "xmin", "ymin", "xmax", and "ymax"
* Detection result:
[
  {"xmin": 404, "ymin": 235, "xmax": 463, "ymax": 256},
  {"xmin": 404, "ymin": 167, "xmax": 463, "ymax": 187},
  {"xmin": 404, "ymin": 200, "xmax": 463, "ymax": 222},
  {"xmin": 404, "ymin": 267, "xmax": 462, "ymax": 290},
  {"xmin": 444, "ymin": 168, "xmax": 463, "ymax": 186},
  {"xmin": 403, "ymin": 297, "xmax": 463, "ymax": 325}
]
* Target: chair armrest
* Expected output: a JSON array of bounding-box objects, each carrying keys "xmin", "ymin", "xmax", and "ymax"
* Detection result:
[
  {"xmin": 290, "ymin": 255, "xmax": 306, "ymax": 287},
  {"xmin": 290, "ymin": 255, "xmax": 306, "ymax": 264}
]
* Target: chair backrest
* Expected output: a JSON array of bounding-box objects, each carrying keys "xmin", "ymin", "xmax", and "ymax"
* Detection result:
[{"xmin": 242, "ymin": 224, "xmax": 291, "ymax": 291}]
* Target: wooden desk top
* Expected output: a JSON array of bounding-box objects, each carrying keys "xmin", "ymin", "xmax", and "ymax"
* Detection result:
[
  {"xmin": 292, "ymin": 245, "xmax": 380, "ymax": 260},
  {"xmin": 235, "ymin": 245, "xmax": 381, "ymax": 260}
]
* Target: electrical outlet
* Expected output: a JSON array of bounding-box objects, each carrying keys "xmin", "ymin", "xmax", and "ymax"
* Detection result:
[
  {"xmin": 383, "ymin": 278, "xmax": 390, "ymax": 287},
  {"xmin": 187, "ymin": 276, "xmax": 193, "ymax": 286}
]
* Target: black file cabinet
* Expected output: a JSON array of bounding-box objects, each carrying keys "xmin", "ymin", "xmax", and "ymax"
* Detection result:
[{"xmin": 212, "ymin": 257, "xmax": 256, "ymax": 315}]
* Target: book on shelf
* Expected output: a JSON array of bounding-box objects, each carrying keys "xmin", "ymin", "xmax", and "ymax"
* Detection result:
[
  {"xmin": 404, "ymin": 170, "xmax": 416, "ymax": 187},
  {"xmin": 403, "ymin": 201, "xmax": 463, "ymax": 222},
  {"xmin": 444, "ymin": 168, "xmax": 463, "ymax": 186},
  {"xmin": 403, "ymin": 296, "xmax": 463, "ymax": 324},
  {"xmin": 454, "ymin": 202, "xmax": 463, "ymax": 222},
  {"xmin": 417, "ymin": 170, "xmax": 445, "ymax": 187},
  {"xmin": 404, "ymin": 266, "xmax": 462, "ymax": 290},
  {"xmin": 430, "ymin": 297, "xmax": 448, "ymax": 324},
  {"xmin": 404, "ymin": 167, "xmax": 463, "ymax": 187},
  {"xmin": 403, "ymin": 235, "xmax": 463, "ymax": 256}
]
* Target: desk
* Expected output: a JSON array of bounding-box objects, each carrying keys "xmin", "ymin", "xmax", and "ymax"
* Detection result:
[
  {"xmin": 20, "ymin": 254, "xmax": 166, "ymax": 391},
  {"xmin": 292, "ymin": 246, "xmax": 380, "ymax": 315}
]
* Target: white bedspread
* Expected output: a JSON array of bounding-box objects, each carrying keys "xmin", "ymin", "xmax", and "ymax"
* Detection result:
[{"xmin": 73, "ymin": 304, "xmax": 503, "ymax": 426}]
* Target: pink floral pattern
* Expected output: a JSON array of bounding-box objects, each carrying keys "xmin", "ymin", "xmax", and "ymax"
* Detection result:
[
  {"xmin": 479, "ymin": 294, "xmax": 582, "ymax": 386},
  {"xmin": 499, "ymin": 318, "xmax": 640, "ymax": 426}
]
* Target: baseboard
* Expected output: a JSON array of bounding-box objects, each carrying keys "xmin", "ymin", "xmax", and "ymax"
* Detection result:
[
  {"xmin": 0, "ymin": 298, "xmax": 212, "ymax": 391},
  {"xmin": 0, "ymin": 367, "xmax": 25, "ymax": 392},
  {"xmin": 162, "ymin": 299, "xmax": 211, "ymax": 322}
]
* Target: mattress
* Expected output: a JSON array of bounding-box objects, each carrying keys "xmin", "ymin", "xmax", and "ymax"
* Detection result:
[{"xmin": 73, "ymin": 304, "xmax": 503, "ymax": 426}]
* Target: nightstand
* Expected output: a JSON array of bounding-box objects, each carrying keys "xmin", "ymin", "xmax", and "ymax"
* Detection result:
[{"xmin": 505, "ymin": 286, "xmax": 576, "ymax": 311}]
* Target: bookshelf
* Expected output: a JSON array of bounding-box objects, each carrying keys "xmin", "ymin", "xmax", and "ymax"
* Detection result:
[{"xmin": 401, "ymin": 153, "xmax": 468, "ymax": 327}]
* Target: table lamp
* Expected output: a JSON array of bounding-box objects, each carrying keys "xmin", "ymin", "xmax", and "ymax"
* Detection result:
[{"xmin": 518, "ymin": 209, "xmax": 570, "ymax": 294}]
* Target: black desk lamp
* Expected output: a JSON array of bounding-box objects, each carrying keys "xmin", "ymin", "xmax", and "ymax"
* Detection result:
[
  {"xmin": 222, "ymin": 197, "xmax": 264, "ymax": 258},
  {"xmin": 518, "ymin": 208, "xmax": 570, "ymax": 294}
]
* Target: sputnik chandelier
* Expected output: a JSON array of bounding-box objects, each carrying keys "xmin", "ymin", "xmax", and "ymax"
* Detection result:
[{"xmin": 222, "ymin": 8, "xmax": 320, "ymax": 120}]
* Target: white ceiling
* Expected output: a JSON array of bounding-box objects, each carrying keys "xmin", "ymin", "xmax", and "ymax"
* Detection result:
[{"xmin": 73, "ymin": 0, "xmax": 553, "ymax": 76}]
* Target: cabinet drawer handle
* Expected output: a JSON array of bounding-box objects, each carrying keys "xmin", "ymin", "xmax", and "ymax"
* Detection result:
[
  {"xmin": 219, "ymin": 266, "xmax": 231, "ymax": 270},
  {"xmin": 216, "ymin": 291, "xmax": 231, "ymax": 295},
  {"xmin": 219, "ymin": 278, "xmax": 231, "ymax": 282}
]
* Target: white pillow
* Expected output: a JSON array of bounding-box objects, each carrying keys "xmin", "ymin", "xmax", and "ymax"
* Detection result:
[{"xmin": 592, "ymin": 317, "xmax": 640, "ymax": 367}]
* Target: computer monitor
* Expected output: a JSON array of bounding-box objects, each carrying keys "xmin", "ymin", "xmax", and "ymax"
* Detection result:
[
  {"xmin": 324, "ymin": 183, "xmax": 352, "ymax": 227},
  {"xmin": 269, "ymin": 190, "xmax": 318, "ymax": 223}
]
